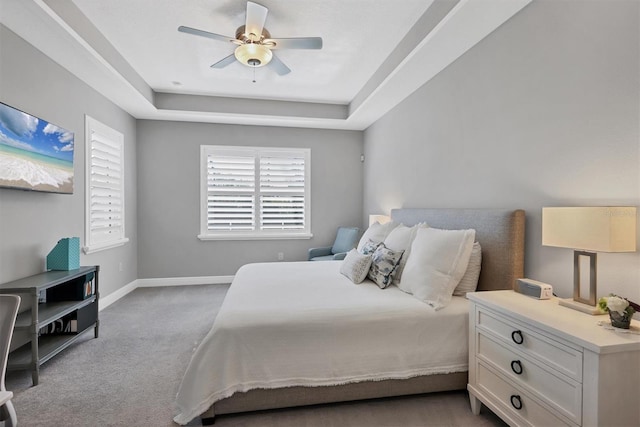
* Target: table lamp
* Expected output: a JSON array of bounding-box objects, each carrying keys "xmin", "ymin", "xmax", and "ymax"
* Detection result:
[
  {"xmin": 542, "ymin": 207, "xmax": 637, "ymax": 314},
  {"xmin": 369, "ymin": 214, "xmax": 391, "ymax": 227}
]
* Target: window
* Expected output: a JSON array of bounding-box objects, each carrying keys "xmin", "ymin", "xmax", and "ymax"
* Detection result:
[
  {"xmin": 84, "ymin": 116, "xmax": 128, "ymax": 253},
  {"xmin": 199, "ymin": 145, "xmax": 311, "ymax": 240}
]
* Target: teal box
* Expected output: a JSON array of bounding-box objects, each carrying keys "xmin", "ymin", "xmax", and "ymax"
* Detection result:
[{"xmin": 46, "ymin": 237, "xmax": 80, "ymax": 271}]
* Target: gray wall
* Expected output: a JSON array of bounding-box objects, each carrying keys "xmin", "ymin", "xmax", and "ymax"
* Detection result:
[
  {"xmin": 0, "ymin": 26, "xmax": 138, "ymax": 298},
  {"xmin": 363, "ymin": 0, "xmax": 640, "ymax": 302},
  {"xmin": 4, "ymin": 0, "xmax": 637, "ymax": 303},
  {"xmin": 136, "ymin": 120, "xmax": 363, "ymax": 278}
]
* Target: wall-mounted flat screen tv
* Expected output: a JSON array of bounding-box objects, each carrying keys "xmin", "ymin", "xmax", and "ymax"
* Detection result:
[{"xmin": 0, "ymin": 102, "xmax": 74, "ymax": 194}]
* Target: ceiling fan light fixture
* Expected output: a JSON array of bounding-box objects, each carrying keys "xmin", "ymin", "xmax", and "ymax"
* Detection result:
[
  {"xmin": 234, "ymin": 43, "xmax": 272, "ymax": 67},
  {"xmin": 179, "ymin": 2, "xmax": 322, "ymax": 75}
]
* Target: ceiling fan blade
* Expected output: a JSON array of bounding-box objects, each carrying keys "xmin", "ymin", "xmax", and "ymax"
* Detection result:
[
  {"xmin": 178, "ymin": 26, "xmax": 235, "ymax": 43},
  {"xmin": 265, "ymin": 37, "xmax": 323, "ymax": 50},
  {"xmin": 210, "ymin": 54, "xmax": 237, "ymax": 69},
  {"xmin": 269, "ymin": 54, "xmax": 291, "ymax": 75},
  {"xmin": 245, "ymin": 1, "xmax": 268, "ymax": 41}
]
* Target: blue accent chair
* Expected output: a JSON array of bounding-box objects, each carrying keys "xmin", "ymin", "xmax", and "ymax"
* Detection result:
[{"xmin": 308, "ymin": 227, "xmax": 360, "ymax": 261}]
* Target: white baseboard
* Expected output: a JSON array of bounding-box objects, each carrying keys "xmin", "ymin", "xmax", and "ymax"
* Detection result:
[
  {"xmin": 136, "ymin": 276, "xmax": 234, "ymax": 287},
  {"xmin": 99, "ymin": 279, "xmax": 139, "ymax": 312},
  {"xmin": 98, "ymin": 276, "xmax": 233, "ymax": 311}
]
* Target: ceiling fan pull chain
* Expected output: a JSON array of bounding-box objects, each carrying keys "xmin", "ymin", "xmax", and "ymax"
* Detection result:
[{"xmin": 253, "ymin": 66, "xmax": 256, "ymax": 83}]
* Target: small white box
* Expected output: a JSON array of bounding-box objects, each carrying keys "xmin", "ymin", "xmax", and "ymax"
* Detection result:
[{"xmin": 515, "ymin": 279, "xmax": 553, "ymax": 299}]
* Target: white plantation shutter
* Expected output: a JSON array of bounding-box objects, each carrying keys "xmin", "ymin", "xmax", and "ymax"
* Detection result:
[
  {"xmin": 260, "ymin": 195, "xmax": 305, "ymax": 230},
  {"xmin": 259, "ymin": 154, "xmax": 306, "ymax": 230},
  {"xmin": 84, "ymin": 116, "xmax": 128, "ymax": 253},
  {"xmin": 206, "ymin": 155, "xmax": 255, "ymax": 231},
  {"xmin": 200, "ymin": 146, "xmax": 311, "ymax": 239}
]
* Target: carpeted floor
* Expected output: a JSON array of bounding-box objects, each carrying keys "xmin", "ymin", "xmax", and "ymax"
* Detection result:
[{"xmin": 6, "ymin": 285, "xmax": 506, "ymax": 427}]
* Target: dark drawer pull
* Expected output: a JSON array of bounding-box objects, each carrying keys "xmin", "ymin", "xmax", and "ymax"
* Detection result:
[
  {"xmin": 510, "ymin": 394, "xmax": 523, "ymax": 410},
  {"xmin": 511, "ymin": 360, "xmax": 523, "ymax": 375},
  {"xmin": 511, "ymin": 330, "xmax": 524, "ymax": 344}
]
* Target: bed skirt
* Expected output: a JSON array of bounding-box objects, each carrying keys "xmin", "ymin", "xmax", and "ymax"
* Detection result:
[{"xmin": 203, "ymin": 371, "xmax": 468, "ymax": 419}]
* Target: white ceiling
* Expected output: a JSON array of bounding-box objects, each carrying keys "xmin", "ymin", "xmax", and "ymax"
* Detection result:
[
  {"xmin": 1, "ymin": 0, "xmax": 532, "ymax": 130},
  {"xmin": 78, "ymin": 0, "xmax": 432, "ymax": 104}
]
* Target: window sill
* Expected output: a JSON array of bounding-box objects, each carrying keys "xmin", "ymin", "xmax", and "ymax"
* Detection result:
[
  {"xmin": 198, "ymin": 233, "xmax": 313, "ymax": 241},
  {"xmin": 83, "ymin": 237, "xmax": 129, "ymax": 254}
]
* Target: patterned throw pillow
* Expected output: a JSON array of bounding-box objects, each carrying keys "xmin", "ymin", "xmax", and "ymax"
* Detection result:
[
  {"xmin": 340, "ymin": 249, "xmax": 373, "ymax": 284},
  {"xmin": 359, "ymin": 239, "xmax": 381, "ymax": 255},
  {"xmin": 383, "ymin": 222, "xmax": 428, "ymax": 285},
  {"xmin": 367, "ymin": 243, "xmax": 404, "ymax": 289}
]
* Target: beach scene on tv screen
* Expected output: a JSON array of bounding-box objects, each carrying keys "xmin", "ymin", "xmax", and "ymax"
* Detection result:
[{"xmin": 0, "ymin": 102, "xmax": 74, "ymax": 194}]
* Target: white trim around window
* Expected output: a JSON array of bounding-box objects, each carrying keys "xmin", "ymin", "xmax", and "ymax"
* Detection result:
[
  {"xmin": 199, "ymin": 145, "xmax": 312, "ymax": 240},
  {"xmin": 84, "ymin": 115, "xmax": 129, "ymax": 254}
]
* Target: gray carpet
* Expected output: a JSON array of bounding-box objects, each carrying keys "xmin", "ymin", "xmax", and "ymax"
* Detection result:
[{"xmin": 6, "ymin": 285, "xmax": 506, "ymax": 427}]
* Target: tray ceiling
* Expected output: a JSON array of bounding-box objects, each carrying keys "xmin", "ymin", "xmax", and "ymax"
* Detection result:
[{"xmin": 1, "ymin": 0, "xmax": 532, "ymax": 130}]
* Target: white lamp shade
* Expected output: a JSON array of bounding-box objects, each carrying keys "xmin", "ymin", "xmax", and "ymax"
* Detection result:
[
  {"xmin": 234, "ymin": 44, "xmax": 272, "ymax": 67},
  {"xmin": 369, "ymin": 214, "xmax": 391, "ymax": 227},
  {"xmin": 542, "ymin": 207, "xmax": 637, "ymax": 252}
]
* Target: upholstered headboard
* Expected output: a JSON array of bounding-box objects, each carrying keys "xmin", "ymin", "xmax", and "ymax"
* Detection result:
[{"xmin": 390, "ymin": 208, "xmax": 525, "ymax": 292}]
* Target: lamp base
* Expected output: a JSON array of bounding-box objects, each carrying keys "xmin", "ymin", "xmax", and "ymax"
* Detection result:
[{"xmin": 558, "ymin": 298, "xmax": 606, "ymax": 315}]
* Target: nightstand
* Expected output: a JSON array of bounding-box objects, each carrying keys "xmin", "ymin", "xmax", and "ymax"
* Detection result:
[{"xmin": 467, "ymin": 290, "xmax": 640, "ymax": 427}]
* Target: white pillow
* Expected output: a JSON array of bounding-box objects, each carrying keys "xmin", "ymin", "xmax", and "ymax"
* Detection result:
[
  {"xmin": 383, "ymin": 223, "xmax": 428, "ymax": 284},
  {"xmin": 399, "ymin": 227, "xmax": 476, "ymax": 310},
  {"xmin": 340, "ymin": 249, "xmax": 373, "ymax": 284},
  {"xmin": 356, "ymin": 221, "xmax": 398, "ymax": 252},
  {"xmin": 453, "ymin": 242, "xmax": 482, "ymax": 296}
]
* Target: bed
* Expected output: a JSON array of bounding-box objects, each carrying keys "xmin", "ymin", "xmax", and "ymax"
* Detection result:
[{"xmin": 174, "ymin": 208, "xmax": 525, "ymax": 425}]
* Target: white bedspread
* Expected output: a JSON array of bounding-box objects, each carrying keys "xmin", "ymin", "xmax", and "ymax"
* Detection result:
[{"xmin": 174, "ymin": 261, "xmax": 470, "ymax": 424}]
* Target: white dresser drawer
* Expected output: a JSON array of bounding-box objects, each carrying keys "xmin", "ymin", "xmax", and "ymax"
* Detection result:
[
  {"xmin": 468, "ymin": 291, "xmax": 640, "ymax": 427},
  {"xmin": 476, "ymin": 362, "xmax": 574, "ymax": 427},
  {"xmin": 476, "ymin": 306, "xmax": 582, "ymax": 381},
  {"xmin": 477, "ymin": 332, "xmax": 582, "ymax": 424}
]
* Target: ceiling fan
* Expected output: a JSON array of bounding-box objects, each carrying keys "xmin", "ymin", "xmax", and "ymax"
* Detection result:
[{"xmin": 178, "ymin": 1, "xmax": 323, "ymax": 76}]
